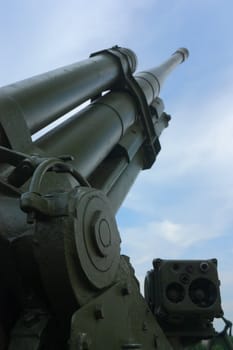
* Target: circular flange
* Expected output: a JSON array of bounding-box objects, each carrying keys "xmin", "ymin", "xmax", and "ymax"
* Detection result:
[{"xmin": 72, "ymin": 187, "xmax": 121, "ymax": 289}]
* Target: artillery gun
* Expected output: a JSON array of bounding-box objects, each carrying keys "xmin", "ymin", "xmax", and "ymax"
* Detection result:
[{"xmin": 0, "ymin": 46, "xmax": 225, "ymax": 349}]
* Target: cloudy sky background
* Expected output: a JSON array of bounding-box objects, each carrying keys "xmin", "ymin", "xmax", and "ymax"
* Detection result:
[{"xmin": 1, "ymin": 0, "xmax": 233, "ymax": 330}]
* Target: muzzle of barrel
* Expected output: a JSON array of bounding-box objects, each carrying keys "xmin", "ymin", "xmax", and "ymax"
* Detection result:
[{"xmin": 135, "ymin": 48, "xmax": 189, "ymax": 105}]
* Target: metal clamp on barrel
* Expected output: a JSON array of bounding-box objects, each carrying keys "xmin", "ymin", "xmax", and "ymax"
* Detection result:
[{"xmin": 90, "ymin": 46, "xmax": 160, "ymax": 169}]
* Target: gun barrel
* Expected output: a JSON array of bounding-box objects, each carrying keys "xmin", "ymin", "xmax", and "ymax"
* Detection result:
[
  {"xmin": 136, "ymin": 48, "xmax": 189, "ymax": 104},
  {"xmin": 37, "ymin": 91, "xmax": 137, "ymax": 177},
  {"xmin": 36, "ymin": 48, "xmax": 189, "ymax": 183}
]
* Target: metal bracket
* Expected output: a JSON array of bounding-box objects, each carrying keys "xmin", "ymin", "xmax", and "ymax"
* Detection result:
[
  {"xmin": 70, "ymin": 270, "xmax": 173, "ymax": 350},
  {"xmin": 90, "ymin": 46, "xmax": 160, "ymax": 169}
]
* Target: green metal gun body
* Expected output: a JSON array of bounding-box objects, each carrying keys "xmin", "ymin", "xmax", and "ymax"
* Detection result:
[{"xmin": 0, "ymin": 46, "xmax": 192, "ymax": 349}]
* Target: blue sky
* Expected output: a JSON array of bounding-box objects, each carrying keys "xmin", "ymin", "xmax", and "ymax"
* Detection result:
[{"xmin": 1, "ymin": 0, "xmax": 233, "ymax": 330}]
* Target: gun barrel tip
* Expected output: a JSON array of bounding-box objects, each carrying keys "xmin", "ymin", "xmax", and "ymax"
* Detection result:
[{"xmin": 175, "ymin": 47, "xmax": 189, "ymax": 62}]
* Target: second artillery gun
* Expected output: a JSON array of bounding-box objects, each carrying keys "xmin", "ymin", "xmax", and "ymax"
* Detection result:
[{"xmin": 0, "ymin": 46, "xmax": 224, "ymax": 349}]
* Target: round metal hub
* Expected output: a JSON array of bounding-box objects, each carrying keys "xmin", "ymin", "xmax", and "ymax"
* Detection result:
[{"xmin": 72, "ymin": 187, "xmax": 121, "ymax": 289}]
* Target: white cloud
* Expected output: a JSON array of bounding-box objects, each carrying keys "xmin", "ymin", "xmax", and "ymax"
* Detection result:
[
  {"xmin": 119, "ymin": 218, "xmax": 222, "ymax": 286},
  {"xmin": 121, "ymin": 219, "xmax": 220, "ymax": 256},
  {"xmin": 36, "ymin": 0, "xmax": 157, "ymax": 63},
  {"xmin": 153, "ymin": 220, "xmax": 220, "ymax": 246},
  {"xmin": 0, "ymin": 0, "xmax": 158, "ymax": 85}
]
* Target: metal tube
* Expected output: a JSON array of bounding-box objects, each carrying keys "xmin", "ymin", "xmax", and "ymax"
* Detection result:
[
  {"xmin": 88, "ymin": 105, "xmax": 167, "ymax": 211},
  {"xmin": 107, "ymin": 150, "xmax": 144, "ymax": 213},
  {"xmin": 136, "ymin": 48, "xmax": 189, "ymax": 105},
  {"xmin": 0, "ymin": 48, "xmax": 137, "ymax": 134},
  {"xmin": 37, "ymin": 91, "xmax": 137, "ymax": 177}
]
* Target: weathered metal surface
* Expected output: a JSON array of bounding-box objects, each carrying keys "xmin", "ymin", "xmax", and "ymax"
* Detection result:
[
  {"xmin": 70, "ymin": 258, "xmax": 173, "ymax": 350},
  {"xmin": 0, "ymin": 47, "xmax": 137, "ymax": 134},
  {"xmin": 2, "ymin": 46, "xmax": 223, "ymax": 350}
]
